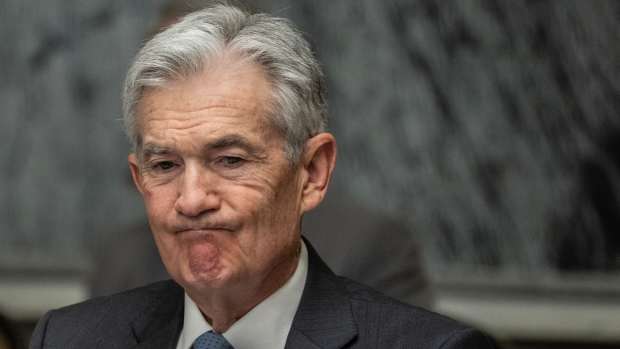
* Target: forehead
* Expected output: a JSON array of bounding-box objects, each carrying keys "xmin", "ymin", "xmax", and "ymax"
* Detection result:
[{"xmin": 135, "ymin": 55, "xmax": 276, "ymax": 145}]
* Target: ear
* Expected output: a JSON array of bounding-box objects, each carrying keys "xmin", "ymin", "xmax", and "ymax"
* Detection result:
[
  {"xmin": 128, "ymin": 153, "xmax": 145, "ymax": 195},
  {"xmin": 300, "ymin": 132, "xmax": 337, "ymax": 214}
]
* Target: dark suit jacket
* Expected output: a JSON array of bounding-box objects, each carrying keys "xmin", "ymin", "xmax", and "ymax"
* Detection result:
[{"xmin": 31, "ymin": 243, "xmax": 495, "ymax": 349}]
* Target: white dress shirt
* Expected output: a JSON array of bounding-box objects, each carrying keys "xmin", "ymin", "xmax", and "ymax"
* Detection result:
[{"xmin": 175, "ymin": 241, "xmax": 308, "ymax": 349}]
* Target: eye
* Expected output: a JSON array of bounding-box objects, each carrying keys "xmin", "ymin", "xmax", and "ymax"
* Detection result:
[
  {"xmin": 152, "ymin": 161, "xmax": 177, "ymax": 171},
  {"xmin": 217, "ymin": 156, "xmax": 245, "ymax": 168}
]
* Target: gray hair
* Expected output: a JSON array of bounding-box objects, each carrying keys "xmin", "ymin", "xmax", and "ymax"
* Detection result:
[{"xmin": 122, "ymin": 3, "xmax": 327, "ymax": 162}]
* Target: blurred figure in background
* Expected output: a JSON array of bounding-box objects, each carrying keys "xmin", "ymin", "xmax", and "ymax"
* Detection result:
[
  {"xmin": 90, "ymin": 0, "xmax": 433, "ymax": 309},
  {"xmin": 0, "ymin": 311, "xmax": 21, "ymax": 349}
]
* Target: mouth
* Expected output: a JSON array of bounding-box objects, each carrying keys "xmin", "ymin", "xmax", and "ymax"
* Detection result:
[
  {"xmin": 174, "ymin": 224, "xmax": 237, "ymax": 235},
  {"xmin": 177, "ymin": 228, "xmax": 229, "ymax": 235}
]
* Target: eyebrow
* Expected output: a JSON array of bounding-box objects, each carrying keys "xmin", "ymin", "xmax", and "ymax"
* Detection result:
[
  {"xmin": 140, "ymin": 135, "xmax": 266, "ymax": 160},
  {"xmin": 208, "ymin": 135, "xmax": 252, "ymax": 150},
  {"xmin": 206, "ymin": 135, "xmax": 266, "ymax": 158},
  {"xmin": 141, "ymin": 144, "xmax": 172, "ymax": 159}
]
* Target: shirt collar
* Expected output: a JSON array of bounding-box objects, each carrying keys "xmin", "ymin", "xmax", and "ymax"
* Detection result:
[{"xmin": 176, "ymin": 241, "xmax": 309, "ymax": 349}]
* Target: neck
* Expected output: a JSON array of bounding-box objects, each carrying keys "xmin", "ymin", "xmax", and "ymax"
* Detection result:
[{"xmin": 188, "ymin": 248, "xmax": 301, "ymax": 333}]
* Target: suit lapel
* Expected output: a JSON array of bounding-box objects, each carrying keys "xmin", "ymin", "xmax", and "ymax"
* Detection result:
[
  {"xmin": 285, "ymin": 239, "xmax": 358, "ymax": 349},
  {"xmin": 131, "ymin": 322, "xmax": 181, "ymax": 349},
  {"xmin": 130, "ymin": 281, "xmax": 184, "ymax": 349},
  {"xmin": 285, "ymin": 328, "xmax": 323, "ymax": 349}
]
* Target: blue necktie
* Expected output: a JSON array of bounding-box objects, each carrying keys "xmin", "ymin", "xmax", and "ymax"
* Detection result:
[{"xmin": 192, "ymin": 330, "xmax": 234, "ymax": 349}]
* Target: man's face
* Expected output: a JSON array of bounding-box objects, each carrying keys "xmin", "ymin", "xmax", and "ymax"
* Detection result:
[{"xmin": 129, "ymin": 56, "xmax": 305, "ymax": 295}]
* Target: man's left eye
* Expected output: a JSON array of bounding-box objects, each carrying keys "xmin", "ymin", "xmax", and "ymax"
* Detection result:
[{"xmin": 218, "ymin": 156, "xmax": 245, "ymax": 168}]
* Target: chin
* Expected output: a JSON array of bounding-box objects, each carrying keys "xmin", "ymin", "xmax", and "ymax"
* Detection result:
[
  {"xmin": 180, "ymin": 258, "xmax": 237, "ymax": 291},
  {"xmin": 183, "ymin": 272, "xmax": 236, "ymax": 294}
]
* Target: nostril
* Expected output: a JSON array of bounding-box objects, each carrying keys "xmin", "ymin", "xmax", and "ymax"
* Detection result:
[{"xmin": 175, "ymin": 191, "xmax": 221, "ymax": 218}]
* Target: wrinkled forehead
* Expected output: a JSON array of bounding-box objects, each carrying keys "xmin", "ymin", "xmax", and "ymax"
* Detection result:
[{"xmin": 133, "ymin": 55, "xmax": 279, "ymax": 148}]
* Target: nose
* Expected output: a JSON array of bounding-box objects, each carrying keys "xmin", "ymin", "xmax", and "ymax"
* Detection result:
[{"xmin": 174, "ymin": 162, "xmax": 221, "ymax": 217}]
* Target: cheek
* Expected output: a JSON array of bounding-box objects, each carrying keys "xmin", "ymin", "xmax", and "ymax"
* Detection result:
[
  {"xmin": 220, "ymin": 186, "xmax": 279, "ymax": 255},
  {"xmin": 238, "ymin": 175, "xmax": 301, "ymax": 245},
  {"xmin": 225, "ymin": 175, "xmax": 275, "ymax": 215},
  {"xmin": 142, "ymin": 185, "xmax": 177, "ymax": 222}
]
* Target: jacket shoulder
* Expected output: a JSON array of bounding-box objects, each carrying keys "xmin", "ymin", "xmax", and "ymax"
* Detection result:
[
  {"xmin": 46, "ymin": 280, "xmax": 178, "ymax": 325},
  {"xmin": 340, "ymin": 277, "xmax": 496, "ymax": 348},
  {"xmin": 30, "ymin": 280, "xmax": 181, "ymax": 348}
]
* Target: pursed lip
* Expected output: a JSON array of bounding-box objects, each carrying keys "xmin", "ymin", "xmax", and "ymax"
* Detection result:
[
  {"xmin": 176, "ymin": 228, "xmax": 230, "ymax": 234},
  {"xmin": 174, "ymin": 224, "xmax": 237, "ymax": 235}
]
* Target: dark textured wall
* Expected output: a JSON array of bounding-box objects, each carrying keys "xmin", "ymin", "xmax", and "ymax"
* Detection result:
[
  {"xmin": 0, "ymin": 0, "xmax": 166, "ymax": 271},
  {"xmin": 265, "ymin": 0, "xmax": 620, "ymax": 275},
  {"xmin": 1, "ymin": 0, "xmax": 619, "ymax": 279}
]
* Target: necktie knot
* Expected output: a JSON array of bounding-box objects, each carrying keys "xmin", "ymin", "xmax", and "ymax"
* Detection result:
[{"xmin": 192, "ymin": 330, "xmax": 233, "ymax": 349}]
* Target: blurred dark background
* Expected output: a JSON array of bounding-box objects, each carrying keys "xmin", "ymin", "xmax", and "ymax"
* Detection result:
[{"xmin": 1, "ymin": 1, "xmax": 619, "ymax": 348}]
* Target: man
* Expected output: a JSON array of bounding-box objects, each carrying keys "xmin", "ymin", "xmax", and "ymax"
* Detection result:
[
  {"xmin": 31, "ymin": 4, "xmax": 495, "ymax": 348},
  {"xmin": 90, "ymin": 0, "xmax": 433, "ymax": 310}
]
